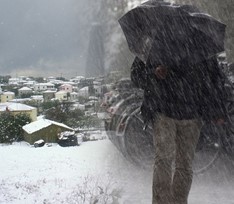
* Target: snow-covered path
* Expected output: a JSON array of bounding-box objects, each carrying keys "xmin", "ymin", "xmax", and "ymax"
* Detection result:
[{"xmin": 0, "ymin": 138, "xmax": 233, "ymax": 204}]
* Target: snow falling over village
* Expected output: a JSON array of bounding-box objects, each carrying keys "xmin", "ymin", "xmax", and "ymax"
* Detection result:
[{"xmin": 0, "ymin": 0, "xmax": 234, "ymax": 204}]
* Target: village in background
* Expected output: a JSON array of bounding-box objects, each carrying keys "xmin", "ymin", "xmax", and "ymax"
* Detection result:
[
  {"xmin": 0, "ymin": 53, "xmax": 232, "ymax": 147},
  {"xmin": 0, "ymin": 71, "xmax": 125, "ymax": 147}
]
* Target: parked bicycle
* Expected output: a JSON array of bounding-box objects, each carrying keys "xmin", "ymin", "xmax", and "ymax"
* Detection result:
[{"xmin": 103, "ymin": 78, "xmax": 234, "ymax": 175}]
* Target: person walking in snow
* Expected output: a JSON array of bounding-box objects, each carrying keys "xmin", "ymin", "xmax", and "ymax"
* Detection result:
[
  {"xmin": 131, "ymin": 56, "xmax": 227, "ymax": 204},
  {"xmin": 119, "ymin": 0, "xmax": 228, "ymax": 202}
]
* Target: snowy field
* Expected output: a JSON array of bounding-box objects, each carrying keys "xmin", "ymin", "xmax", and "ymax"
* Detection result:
[{"xmin": 0, "ymin": 131, "xmax": 234, "ymax": 204}]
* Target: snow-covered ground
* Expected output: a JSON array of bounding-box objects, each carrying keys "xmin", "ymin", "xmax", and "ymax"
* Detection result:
[{"xmin": 0, "ymin": 132, "xmax": 234, "ymax": 204}]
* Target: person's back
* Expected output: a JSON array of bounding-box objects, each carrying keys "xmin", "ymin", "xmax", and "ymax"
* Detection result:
[
  {"xmin": 132, "ymin": 56, "xmax": 227, "ymax": 123},
  {"xmin": 131, "ymin": 56, "xmax": 227, "ymax": 204}
]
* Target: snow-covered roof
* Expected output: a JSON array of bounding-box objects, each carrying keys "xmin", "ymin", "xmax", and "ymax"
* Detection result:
[
  {"xmin": 61, "ymin": 82, "xmax": 76, "ymax": 86},
  {"xmin": 89, "ymin": 96, "xmax": 98, "ymax": 100},
  {"xmin": 43, "ymin": 90, "xmax": 56, "ymax": 93},
  {"xmin": 37, "ymin": 115, "xmax": 45, "ymax": 120},
  {"xmin": 23, "ymin": 119, "xmax": 74, "ymax": 134},
  {"xmin": 31, "ymin": 95, "xmax": 43, "ymax": 99},
  {"xmin": 70, "ymin": 92, "xmax": 78, "ymax": 95},
  {"xmin": 47, "ymin": 76, "xmax": 56, "ymax": 79},
  {"xmin": 49, "ymin": 80, "xmax": 64, "ymax": 84},
  {"xmin": 10, "ymin": 98, "xmax": 32, "ymax": 103},
  {"xmin": 93, "ymin": 81, "xmax": 101, "ymax": 85},
  {"xmin": 0, "ymin": 102, "xmax": 36, "ymax": 112},
  {"xmin": 55, "ymin": 90, "xmax": 67, "ymax": 94},
  {"xmin": 79, "ymin": 86, "xmax": 89, "ymax": 91},
  {"xmin": 19, "ymin": 87, "xmax": 32, "ymax": 91},
  {"xmin": 60, "ymin": 83, "xmax": 73, "ymax": 87},
  {"xmin": 35, "ymin": 83, "xmax": 54, "ymax": 86},
  {"xmin": 23, "ymin": 81, "xmax": 35, "ymax": 85},
  {"xmin": 74, "ymin": 76, "xmax": 84, "ymax": 79},
  {"xmin": 2, "ymin": 91, "xmax": 15, "ymax": 95}
]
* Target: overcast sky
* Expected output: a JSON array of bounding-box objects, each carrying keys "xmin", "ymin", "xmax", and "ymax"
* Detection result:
[{"xmin": 0, "ymin": 0, "xmax": 92, "ymax": 79}]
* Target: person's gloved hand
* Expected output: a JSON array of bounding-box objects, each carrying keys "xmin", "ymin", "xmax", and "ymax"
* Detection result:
[
  {"xmin": 213, "ymin": 118, "xmax": 225, "ymax": 125},
  {"xmin": 154, "ymin": 65, "xmax": 168, "ymax": 79}
]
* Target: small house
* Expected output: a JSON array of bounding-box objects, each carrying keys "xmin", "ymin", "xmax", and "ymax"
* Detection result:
[
  {"xmin": 23, "ymin": 119, "xmax": 74, "ymax": 144},
  {"xmin": 43, "ymin": 90, "xmax": 56, "ymax": 102},
  {"xmin": 0, "ymin": 102, "xmax": 37, "ymax": 121},
  {"xmin": 23, "ymin": 81, "xmax": 36, "ymax": 89},
  {"xmin": 18, "ymin": 87, "xmax": 33, "ymax": 97},
  {"xmin": 1, "ymin": 91, "xmax": 15, "ymax": 103},
  {"xmin": 55, "ymin": 91, "xmax": 68, "ymax": 101},
  {"xmin": 34, "ymin": 83, "xmax": 55, "ymax": 92},
  {"xmin": 59, "ymin": 84, "xmax": 73, "ymax": 93},
  {"xmin": 78, "ymin": 86, "xmax": 89, "ymax": 98},
  {"xmin": 70, "ymin": 92, "xmax": 78, "ymax": 101}
]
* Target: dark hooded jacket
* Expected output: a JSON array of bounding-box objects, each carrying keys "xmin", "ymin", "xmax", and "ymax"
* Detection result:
[{"xmin": 131, "ymin": 56, "xmax": 228, "ymax": 123}]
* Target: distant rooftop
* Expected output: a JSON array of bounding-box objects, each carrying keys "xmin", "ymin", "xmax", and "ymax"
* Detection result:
[
  {"xmin": 2, "ymin": 91, "xmax": 15, "ymax": 95},
  {"xmin": 19, "ymin": 87, "xmax": 32, "ymax": 91},
  {"xmin": 0, "ymin": 102, "xmax": 36, "ymax": 111}
]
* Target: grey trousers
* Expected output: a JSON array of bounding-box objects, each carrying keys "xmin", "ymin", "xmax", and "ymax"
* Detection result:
[{"xmin": 152, "ymin": 114, "xmax": 203, "ymax": 204}]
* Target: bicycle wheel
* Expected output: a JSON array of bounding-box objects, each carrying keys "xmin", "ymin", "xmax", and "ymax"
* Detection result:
[
  {"xmin": 224, "ymin": 101, "xmax": 234, "ymax": 155},
  {"xmin": 193, "ymin": 123, "xmax": 221, "ymax": 174},
  {"xmin": 123, "ymin": 108, "xmax": 154, "ymax": 167},
  {"xmin": 125, "ymin": 115, "xmax": 222, "ymax": 174}
]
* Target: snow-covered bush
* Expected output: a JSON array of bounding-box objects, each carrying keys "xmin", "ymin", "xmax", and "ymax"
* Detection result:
[{"xmin": 66, "ymin": 176, "xmax": 123, "ymax": 204}]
